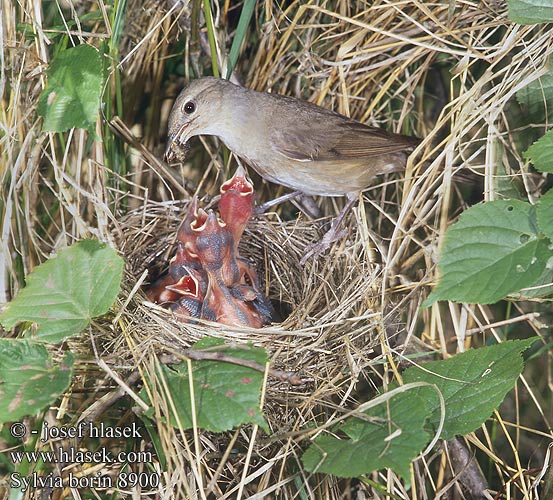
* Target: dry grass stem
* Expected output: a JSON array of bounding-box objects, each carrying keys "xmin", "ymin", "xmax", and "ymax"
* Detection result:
[{"xmin": 1, "ymin": 0, "xmax": 551, "ymax": 498}]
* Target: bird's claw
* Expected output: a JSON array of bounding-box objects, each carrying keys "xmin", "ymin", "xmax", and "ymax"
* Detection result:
[{"xmin": 300, "ymin": 227, "xmax": 348, "ymax": 265}]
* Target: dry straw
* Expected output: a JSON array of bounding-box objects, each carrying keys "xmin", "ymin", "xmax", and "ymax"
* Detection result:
[{"xmin": 2, "ymin": 0, "xmax": 552, "ymax": 498}]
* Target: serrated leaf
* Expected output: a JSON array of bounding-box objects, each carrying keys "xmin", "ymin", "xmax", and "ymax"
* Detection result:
[
  {"xmin": 302, "ymin": 388, "xmax": 433, "ymax": 479},
  {"xmin": 516, "ymin": 64, "xmax": 553, "ymax": 122},
  {"xmin": 525, "ymin": 190, "xmax": 553, "ymax": 298},
  {"xmin": 0, "ymin": 339, "xmax": 74, "ymax": 422},
  {"xmin": 424, "ymin": 200, "xmax": 550, "ymax": 306},
  {"xmin": 141, "ymin": 338, "xmax": 268, "ymax": 433},
  {"xmin": 0, "ymin": 239, "xmax": 124, "ymax": 343},
  {"xmin": 37, "ymin": 44, "xmax": 102, "ymax": 132},
  {"xmin": 507, "ymin": 0, "xmax": 553, "ymax": 24},
  {"xmin": 515, "ymin": 267, "xmax": 553, "ymax": 299},
  {"xmin": 524, "ymin": 129, "xmax": 553, "ymax": 174},
  {"xmin": 302, "ymin": 339, "xmax": 536, "ymax": 479},
  {"xmin": 402, "ymin": 338, "xmax": 537, "ymax": 440}
]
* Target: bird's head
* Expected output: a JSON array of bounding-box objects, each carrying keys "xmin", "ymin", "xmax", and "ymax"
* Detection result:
[{"xmin": 165, "ymin": 77, "xmax": 233, "ymax": 162}]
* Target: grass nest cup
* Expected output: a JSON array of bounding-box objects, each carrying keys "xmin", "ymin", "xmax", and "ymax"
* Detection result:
[{"xmin": 114, "ymin": 195, "xmax": 392, "ymax": 407}]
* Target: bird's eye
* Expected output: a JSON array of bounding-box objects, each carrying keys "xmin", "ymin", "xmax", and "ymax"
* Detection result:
[{"xmin": 183, "ymin": 100, "xmax": 196, "ymax": 114}]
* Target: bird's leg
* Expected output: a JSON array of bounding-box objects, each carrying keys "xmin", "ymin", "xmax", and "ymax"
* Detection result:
[
  {"xmin": 253, "ymin": 190, "xmax": 303, "ymax": 214},
  {"xmin": 255, "ymin": 192, "xmax": 323, "ymax": 219},
  {"xmin": 291, "ymin": 194, "xmax": 323, "ymax": 219},
  {"xmin": 300, "ymin": 192, "xmax": 358, "ymax": 265}
]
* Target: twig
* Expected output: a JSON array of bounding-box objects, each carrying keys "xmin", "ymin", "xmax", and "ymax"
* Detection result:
[
  {"xmin": 109, "ymin": 116, "xmax": 193, "ymax": 196},
  {"xmin": 464, "ymin": 313, "xmax": 541, "ymax": 336},
  {"xmin": 78, "ymin": 370, "xmax": 143, "ymax": 425},
  {"xmin": 180, "ymin": 348, "xmax": 305, "ymax": 386},
  {"xmin": 80, "ymin": 345, "xmax": 304, "ymax": 424}
]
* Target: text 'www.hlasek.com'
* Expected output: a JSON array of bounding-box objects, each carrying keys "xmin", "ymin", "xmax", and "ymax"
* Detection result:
[{"xmin": 8, "ymin": 421, "xmax": 160, "ymax": 492}]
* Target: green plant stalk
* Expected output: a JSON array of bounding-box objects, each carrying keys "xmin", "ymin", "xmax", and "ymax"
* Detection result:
[
  {"xmin": 226, "ymin": 0, "xmax": 257, "ymax": 79},
  {"xmin": 202, "ymin": 0, "xmax": 229, "ymax": 164},
  {"xmin": 142, "ymin": 417, "xmax": 167, "ymax": 469},
  {"xmin": 111, "ymin": 0, "xmax": 127, "ymax": 114},
  {"xmin": 359, "ymin": 478, "xmax": 405, "ymax": 499},
  {"xmin": 40, "ymin": 33, "xmax": 68, "ymax": 244},
  {"xmin": 202, "ymin": 0, "xmax": 220, "ymax": 78},
  {"xmin": 103, "ymin": 0, "xmax": 128, "ymax": 207},
  {"xmin": 191, "ymin": 0, "xmax": 200, "ymax": 48}
]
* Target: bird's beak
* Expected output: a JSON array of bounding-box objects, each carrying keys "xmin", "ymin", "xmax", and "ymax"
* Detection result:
[
  {"xmin": 164, "ymin": 135, "xmax": 176, "ymax": 162},
  {"xmin": 165, "ymin": 122, "xmax": 193, "ymax": 163}
]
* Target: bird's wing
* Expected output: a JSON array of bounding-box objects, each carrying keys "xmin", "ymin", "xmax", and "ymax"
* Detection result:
[{"xmin": 271, "ymin": 115, "xmax": 419, "ymax": 162}]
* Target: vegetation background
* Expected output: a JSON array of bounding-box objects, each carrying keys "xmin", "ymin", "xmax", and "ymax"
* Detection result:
[{"xmin": 1, "ymin": 0, "xmax": 552, "ymax": 498}]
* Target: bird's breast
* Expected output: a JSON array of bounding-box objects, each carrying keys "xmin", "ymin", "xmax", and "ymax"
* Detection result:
[
  {"xmin": 218, "ymin": 112, "xmax": 407, "ymax": 196},
  {"xmin": 235, "ymin": 156, "xmax": 366, "ymax": 196}
]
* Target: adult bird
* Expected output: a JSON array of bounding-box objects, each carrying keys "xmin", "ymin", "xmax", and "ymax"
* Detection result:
[{"xmin": 165, "ymin": 77, "xmax": 419, "ymax": 261}]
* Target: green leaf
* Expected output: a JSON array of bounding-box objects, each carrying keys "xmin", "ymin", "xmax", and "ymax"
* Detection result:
[
  {"xmin": 424, "ymin": 200, "xmax": 550, "ymax": 305},
  {"xmin": 402, "ymin": 338, "xmax": 537, "ymax": 440},
  {"xmin": 525, "ymin": 129, "xmax": 553, "ymax": 174},
  {"xmin": 515, "ymin": 267, "xmax": 553, "ymax": 299},
  {"xmin": 0, "ymin": 239, "xmax": 124, "ymax": 343},
  {"xmin": 302, "ymin": 386, "xmax": 433, "ymax": 479},
  {"xmin": 141, "ymin": 338, "xmax": 269, "ymax": 433},
  {"xmin": 226, "ymin": 0, "xmax": 257, "ymax": 79},
  {"xmin": 492, "ymin": 142, "xmax": 526, "ymax": 200},
  {"xmin": 526, "ymin": 190, "xmax": 553, "ymax": 298},
  {"xmin": 516, "ymin": 64, "xmax": 553, "ymax": 122},
  {"xmin": 302, "ymin": 339, "xmax": 536, "ymax": 479},
  {"xmin": 37, "ymin": 44, "xmax": 103, "ymax": 132},
  {"xmin": 507, "ymin": 0, "xmax": 553, "ymax": 24},
  {"xmin": 0, "ymin": 339, "xmax": 74, "ymax": 422},
  {"xmin": 537, "ymin": 189, "xmax": 553, "ymax": 241},
  {"xmin": 202, "ymin": 0, "xmax": 220, "ymax": 78}
]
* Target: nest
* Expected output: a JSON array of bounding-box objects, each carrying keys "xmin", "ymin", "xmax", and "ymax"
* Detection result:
[
  {"xmin": 108, "ymin": 195, "xmax": 399, "ymax": 490},
  {"xmin": 102, "ymin": 193, "xmax": 405, "ymax": 495}
]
